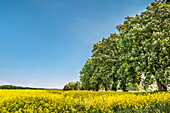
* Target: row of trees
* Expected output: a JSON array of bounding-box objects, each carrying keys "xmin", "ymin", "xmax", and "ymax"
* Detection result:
[
  {"xmin": 0, "ymin": 85, "xmax": 45, "ymax": 90},
  {"xmin": 80, "ymin": 1, "xmax": 169, "ymax": 91}
]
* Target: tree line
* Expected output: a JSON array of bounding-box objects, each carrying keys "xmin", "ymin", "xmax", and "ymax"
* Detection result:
[
  {"xmin": 0, "ymin": 85, "xmax": 44, "ymax": 89},
  {"xmin": 0, "ymin": 85, "xmax": 61, "ymax": 90},
  {"xmin": 79, "ymin": 1, "xmax": 169, "ymax": 92}
]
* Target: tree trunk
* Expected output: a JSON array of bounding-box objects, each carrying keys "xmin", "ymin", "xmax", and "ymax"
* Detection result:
[
  {"xmin": 95, "ymin": 85, "xmax": 99, "ymax": 91},
  {"xmin": 104, "ymin": 85, "xmax": 108, "ymax": 91},
  {"xmin": 122, "ymin": 84, "xmax": 128, "ymax": 92},
  {"xmin": 156, "ymin": 79, "xmax": 167, "ymax": 91},
  {"xmin": 111, "ymin": 84, "xmax": 117, "ymax": 91}
]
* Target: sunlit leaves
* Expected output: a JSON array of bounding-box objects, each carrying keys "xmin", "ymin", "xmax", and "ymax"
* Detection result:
[{"xmin": 80, "ymin": 1, "xmax": 169, "ymax": 91}]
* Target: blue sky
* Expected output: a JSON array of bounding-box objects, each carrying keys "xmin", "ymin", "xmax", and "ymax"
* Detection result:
[{"xmin": 0, "ymin": 0, "xmax": 154, "ymax": 89}]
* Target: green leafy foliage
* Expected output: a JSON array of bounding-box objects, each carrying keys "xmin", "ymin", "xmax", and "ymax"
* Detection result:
[
  {"xmin": 63, "ymin": 81, "xmax": 81, "ymax": 90},
  {"xmin": 117, "ymin": 1, "xmax": 170, "ymax": 91},
  {"xmin": 80, "ymin": 1, "xmax": 170, "ymax": 91}
]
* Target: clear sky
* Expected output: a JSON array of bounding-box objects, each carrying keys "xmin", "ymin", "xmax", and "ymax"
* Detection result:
[{"xmin": 0, "ymin": 0, "xmax": 154, "ymax": 89}]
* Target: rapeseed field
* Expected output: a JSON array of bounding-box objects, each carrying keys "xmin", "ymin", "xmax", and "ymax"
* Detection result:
[{"xmin": 0, "ymin": 90, "xmax": 169, "ymax": 113}]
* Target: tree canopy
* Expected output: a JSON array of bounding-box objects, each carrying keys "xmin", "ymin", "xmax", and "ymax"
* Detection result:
[
  {"xmin": 80, "ymin": 1, "xmax": 170, "ymax": 91},
  {"xmin": 63, "ymin": 81, "xmax": 81, "ymax": 90}
]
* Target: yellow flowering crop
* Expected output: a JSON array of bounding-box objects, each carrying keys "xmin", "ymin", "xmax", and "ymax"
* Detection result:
[{"xmin": 0, "ymin": 90, "xmax": 169, "ymax": 113}]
